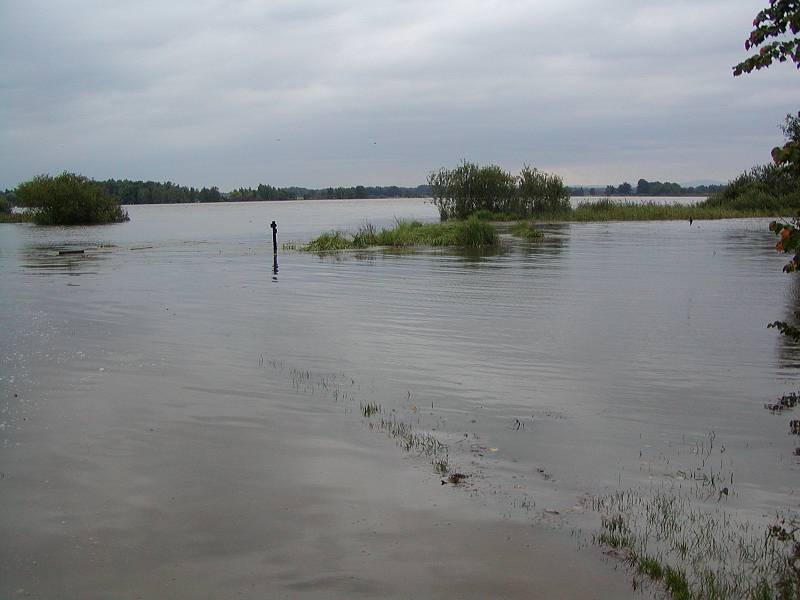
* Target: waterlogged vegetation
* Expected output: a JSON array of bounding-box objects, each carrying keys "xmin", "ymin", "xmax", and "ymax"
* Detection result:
[
  {"xmin": 304, "ymin": 216, "xmax": 499, "ymax": 252},
  {"xmin": 594, "ymin": 491, "xmax": 800, "ymax": 599},
  {"xmin": 568, "ymin": 198, "xmax": 786, "ymax": 221},
  {"xmin": 260, "ymin": 356, "xmax": 457, "ymax": 481},
  {"xmin": 16, "ymin": 172, "xmax": 129, "ymax": 226},
  {"xmin": 262, "ymin": 348, "xmax": 800, "ymax": 600},
  {"xmin": 593, "ymin": 432, "xmax": 800, "ymax": 599},
  {"xmin": 424, "ymin": 160, "xmax": 800, "ymax": 225},
  {"xmin": 428, "ymin": 162, "xmax": 571, "ymax": 220},
  {"xmin": 509, "ymin": 220, "xmax": 545, "ymax": 240}
]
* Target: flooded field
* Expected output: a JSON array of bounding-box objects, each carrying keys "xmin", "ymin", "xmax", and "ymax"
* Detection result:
[{"xmin": 2, "ymin": 198, "xmax": 799, "ymax": 598}]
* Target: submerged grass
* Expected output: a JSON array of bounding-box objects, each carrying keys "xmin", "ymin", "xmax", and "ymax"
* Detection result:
[
  {"xmin": 510, "ymin": 220, "xmax": 545, "ymax": 240},
  {"xmin": 305, "ymin": 216, "xmax": 499, "ymax": 252},
  {"xmin": 593, "ymin": 483, "xmax": 800, "ymax": 599},
  {"xmin": 361, "ymin": 409, "xmax": 451, "ymax": 475},
  {"xmin": 590, "ymin": 431, "xmax": 800, "ymax": 599}
]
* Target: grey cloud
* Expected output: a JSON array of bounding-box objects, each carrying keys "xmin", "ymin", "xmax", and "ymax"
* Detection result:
[{"xmin": 1, "ymin": 0, "xmax": 798, "ymax": 189}]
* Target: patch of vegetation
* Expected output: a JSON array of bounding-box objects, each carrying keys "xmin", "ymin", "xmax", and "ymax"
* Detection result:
[
  {"xmin": 637, "ymin": 555, "xmax": 664, "ymax": 581},
  {"xmin": 591, "ymin": 429, "xmax": 800, "ymax": 599},
  {"xmin": 0, "ymin": 212, "xmax": 32, "ymax": 223},
  {"xmin": 510, "ymin": 221, "xmax": 544, "ymax": 240},
  {"xmin": 16, "ymin": 172, "xmax": 129, "ymax": 226},
  {"xmin": 568, "ymin": 198, "xmax": 783, "ymax": 222},
  {"xmin": 363, "ymin": 411, "xmax": 451, "ymax": 475},
  {"xmin": 361, "ymin": 402, "xmax": 381, "ymax": 418},
  {"xmin": 594, "ymin": 488, "xmax": 800, "ymax": 599},
  {"xmin": 428, "ymin": 161, "xmax": 570, "ymax": 220},
  {"xmin": 433, "ymin": 458, "xmax": 450, "ymax": 475},
  {"xmin": 304, "ymin": 231, "xmax": 355, "ymax": 252},
  {"xmin": 663, "ymin": 566, "xmax": 692, "ymax": 600},
  {"xmin": 304, "ymin": 216, "xmax": 499, "ymax": 252},
  {"xmin": 704, "ymin": 164, "xmax": 800, "ymax": 212}
]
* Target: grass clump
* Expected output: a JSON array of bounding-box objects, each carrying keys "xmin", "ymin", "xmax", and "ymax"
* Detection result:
[
  {"xmin": 304, "ymin": 216, "xmax": 499, "ymax": 252},
  {"xmin": 304, "ymin": 231, "xmax": 356, "ymax": 252},
  {"xmin": 361, "ymin": 402, "xmax": 381, "ymax": 417},
  {"xmin": 361, "ymin": 410, "xmax": 451, "ymax": 476},
  {"xmin": 637, "ymin": 555, "xmax": 665, "ymax": 581},
  {"xmin": 663, "ymin": 566, "xmax": 692, "ymax": 600},
  {"xmin": 510, "ymin": 221, "xmax": 544, "ymax": 240}
]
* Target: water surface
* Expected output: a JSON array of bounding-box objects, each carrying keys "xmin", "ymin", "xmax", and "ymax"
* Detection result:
[{"xmin": 1, "ymin": 199, "xmax": 798, "ymax": 596}]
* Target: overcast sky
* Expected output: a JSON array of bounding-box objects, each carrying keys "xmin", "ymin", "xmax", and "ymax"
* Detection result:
[{"xmin": 1, "ymin": 0, "xmax": 798, "ymax": 190}]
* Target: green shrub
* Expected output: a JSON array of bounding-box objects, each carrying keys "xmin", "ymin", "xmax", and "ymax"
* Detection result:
[
  {"xmin": 516, "ymin": 165, "xmax": 571, "ymax": 217},
  {"xmin": 429, "ymin": 161, "xmax": 571, "ymax": 220},
  {"xmin": 16, "ymin": 172, "xmax": 129, "ymax": 225},
  {"xmin": 704, "ymin": 164, "xmax": 800, "ymax": 211},
  {"xmin": 428, "ymin": 161, "xmax": 517, "ymax": 220}
]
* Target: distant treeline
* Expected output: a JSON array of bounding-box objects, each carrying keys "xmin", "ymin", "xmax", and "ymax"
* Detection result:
[
  {"xmin": 0, "ymin": 180, "xmax": 432, "ymax": 206},
  {"xmin": 571, "ymin": 179, "xmax": 725, "ymax": 197},
  {"xmin": 98, "ymin": 180, "xmax": 433, "ymax": 205},
  {"xmin": 0, "ymin": 177, "xmax": 723, "ymax": 208},
  {"xmin": 101, "ymin": 179, "xmax": 223, "ymax": 204},
  {"xmin": 227, "ymin": 184, "xmax": 432, "ymax": 202}
]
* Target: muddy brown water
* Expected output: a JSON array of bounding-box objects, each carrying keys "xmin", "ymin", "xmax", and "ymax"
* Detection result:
[{"xmin": 1, "ymin": 199, "xmax": 798, "ymax": 598}]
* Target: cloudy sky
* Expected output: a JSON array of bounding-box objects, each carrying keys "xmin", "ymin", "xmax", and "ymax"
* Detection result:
[{"xmin": 1, "ymin": 0, "xmax": 798, "ymax": 190}]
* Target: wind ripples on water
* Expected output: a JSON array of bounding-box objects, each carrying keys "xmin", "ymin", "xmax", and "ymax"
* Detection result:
[{"xmin": 1, "ymin": 200, "xmax": 798, "ymax": 521}]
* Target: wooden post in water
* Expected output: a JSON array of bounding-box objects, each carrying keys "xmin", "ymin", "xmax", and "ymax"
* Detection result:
[{"xmin": 270, "ymin": 221, "xmax": 277, "ymax": 254}]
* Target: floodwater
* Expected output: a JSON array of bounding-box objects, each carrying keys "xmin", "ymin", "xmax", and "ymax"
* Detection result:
[{"xmin": 1, "ymin": 198, "xmax": 798, "ymax": 598}]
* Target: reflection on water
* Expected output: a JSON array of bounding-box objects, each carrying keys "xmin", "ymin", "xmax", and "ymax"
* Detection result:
[
  {"xmin": 19, "ymin": 243, "xmax": 115, "ymax": 274},
  {"xmin": 1, "ymin": 199, "xmax": 798, "ymax": 539}
]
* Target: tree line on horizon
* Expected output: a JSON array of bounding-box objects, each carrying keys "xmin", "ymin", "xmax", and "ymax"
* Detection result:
[
  {"xmin": 0, "ymin": 180, "xmax": 434, "ymax": 206},
  {"xmin": 0, "ymin": 177, "xmax": 725, "ymax": 208},
  {"xmin": 578, "ymin": 179, "xmax": 725, "ymax": 197}
]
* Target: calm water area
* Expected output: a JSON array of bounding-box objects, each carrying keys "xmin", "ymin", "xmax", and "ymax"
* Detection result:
[{"xmin": 2, "ymin": 198, "xmax": 799, "ymax": 597}]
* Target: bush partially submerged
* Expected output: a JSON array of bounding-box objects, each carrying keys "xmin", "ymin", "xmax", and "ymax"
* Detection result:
[
  {"xmin": 16, "ymin": 172, "xmax": 129, "ymax": 225},
  {"xmin": 428, "ymin": 161, "xmax": 570, "ymax": 220},
  {"xmin": 305, "ymin": 216, "xmax": 499, "ymax": 251}
]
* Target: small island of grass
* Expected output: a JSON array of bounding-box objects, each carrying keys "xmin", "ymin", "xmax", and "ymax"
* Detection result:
[{"xmin": 305, "ymin": 216, "xmax": 499, "ymax": 252}]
